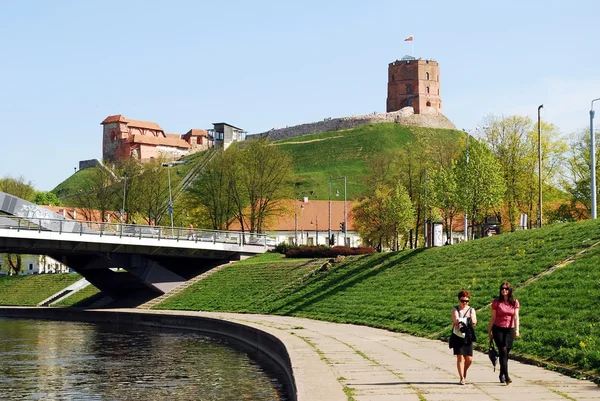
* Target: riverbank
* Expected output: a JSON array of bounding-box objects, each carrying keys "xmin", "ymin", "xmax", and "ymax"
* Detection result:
[{"xmin": 2, "ymin": 307, "xmax": 598, "ymax": 401}]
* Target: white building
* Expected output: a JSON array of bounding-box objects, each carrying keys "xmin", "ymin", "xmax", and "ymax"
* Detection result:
[{"xmin": 0, "ymin": 254, "xmax": 71, "ymax": 276}]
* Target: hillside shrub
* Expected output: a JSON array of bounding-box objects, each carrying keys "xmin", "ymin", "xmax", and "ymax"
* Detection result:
[{"xmin": 284, "ymin": 245, "xmax": 375, "ymax": 258}]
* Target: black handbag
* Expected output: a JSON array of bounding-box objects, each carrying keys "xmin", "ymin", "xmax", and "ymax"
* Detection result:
[{"xmin": 488, "ymin": 339, "xmax": 498, "ymax": 371}]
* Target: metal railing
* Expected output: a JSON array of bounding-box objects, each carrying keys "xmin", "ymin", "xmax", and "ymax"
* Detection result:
[{"xmin": 0, "ymin": 216, "xmax": 275, "ymax": 248}]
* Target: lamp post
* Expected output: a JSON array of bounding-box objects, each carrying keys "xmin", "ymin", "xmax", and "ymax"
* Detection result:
[
  {"xmin": 464, "ymin": 131, "xmax": 469, "ymax": 242},
  {"xmin": 590, "ymin": 98, "xmax": 600, "ymax": 219},
  {"xmin": 120, "ymin": 172, "xmax": 127, "ymax": 235},
  {"xmin": 328, "ymin": 182, "xmax": 332, "ymax": 246},
  {"xmin": 331, "ymin": 176, "xmax": 347, "ymax": 246},
  {"xmin": 538, "ymin": 104, "xmax": 544, "ymax": 227},
  {"xmin": 161, "ymin": 163, "xmax": 176, "ymax": 237}
]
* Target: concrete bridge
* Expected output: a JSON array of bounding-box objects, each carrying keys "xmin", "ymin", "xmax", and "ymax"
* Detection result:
[{"xmin": 0, "ymin": 191, "xmax": 270, "ymax": 306}]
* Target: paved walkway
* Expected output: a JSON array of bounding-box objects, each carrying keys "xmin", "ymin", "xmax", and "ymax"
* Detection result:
[{"xmin": 140, "ymin": 310, "xmax": 599, "ymax": 401}]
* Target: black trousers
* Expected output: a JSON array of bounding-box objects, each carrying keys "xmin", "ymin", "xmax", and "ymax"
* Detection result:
[{"xmin": 492, "ymin": 325, "xmax": 515, "ymax": 378}]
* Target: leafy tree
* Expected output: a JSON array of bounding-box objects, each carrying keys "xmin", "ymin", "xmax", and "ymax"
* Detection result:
[
  {"xmin": 230, "ymin": 138, "xmax": 294, "ymax": 233},
  {"xmin": 33, "ymin": 191, "xmax": 60, "ymax": 206},
  {"xmin": 480, "ymin": 115, "xmax": 566, "ymax": 230},
  {"xmin": 560, "ymin": 128, "xmax": 595, "ymax": 219},
  {"xmin": 186, "ymin": 150, "xmax": 238, "ymax": 230},
  {"xmin": 70, "ymin": 166, "xmax": 119, "ymax": 222},
  {"xmin": 0, "ymin": 176, "xmax": 36, "ymax": 200},
  {"xmin": 428, "ymin": 164, "xmax": 460, "ymax": 243},
  {"xmin": 1, "ymin": 254, "xmax": 23, "ymax": 275},
  {"xmin": 454, "ymin": 139, "xmax": 506, "ymax": 235},
  {"xmin": 353, "ymin": 183, "xmax": 414, "ymax": 251}
]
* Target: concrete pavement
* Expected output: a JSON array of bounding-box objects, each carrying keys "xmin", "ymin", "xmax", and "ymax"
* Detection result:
[{"xmin": 151, "ymin": 311, "xmax": 599, "ymax": 401}]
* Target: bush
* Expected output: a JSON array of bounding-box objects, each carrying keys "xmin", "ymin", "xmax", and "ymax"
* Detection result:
[
  {"xmin": 273, "ymin": 243, "xmax": 299, "ymax": 254},
  {"xmin": 284, "ymin": 246, "xmax": 375, "ymax": 258}
]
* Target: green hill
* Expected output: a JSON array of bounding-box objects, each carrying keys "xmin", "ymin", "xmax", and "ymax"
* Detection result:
[
  {"xmin": 49, "ymin": 124, "xmax": 464, "ymax": 203},
  {"xmin": 156, "ymin": 219, "xmax": 600, "ymax": 376},
  {"xmin": 275, "ymin": 123, "xmax": 463, "ymax": 200}
]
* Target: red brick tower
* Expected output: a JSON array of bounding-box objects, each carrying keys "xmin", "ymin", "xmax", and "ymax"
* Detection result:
[{"xmin": 386, "ymin": 57, "xmax": 442, "ymax": 114}]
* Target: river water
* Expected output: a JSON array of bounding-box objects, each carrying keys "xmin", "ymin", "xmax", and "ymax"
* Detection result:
[{"xmin": 0, "ymin": 318, "xmax": 288, "ymax": 400}]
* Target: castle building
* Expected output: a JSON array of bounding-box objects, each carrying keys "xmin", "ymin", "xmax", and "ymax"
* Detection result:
[{"xmin": 386, "ymin": 57, "xmax": 442, "ymax": 114}]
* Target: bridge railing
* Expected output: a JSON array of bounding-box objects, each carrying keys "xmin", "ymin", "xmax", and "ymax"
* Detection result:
[{"xmin": 0, "ymin": 216, "xmax": 275, "ymax": 248}]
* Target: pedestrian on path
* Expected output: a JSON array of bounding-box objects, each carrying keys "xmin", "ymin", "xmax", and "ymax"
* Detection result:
[
  {"xmin": 450, "ymin": 290, "xmax": 477, "ymax": 385},
  {"xmin": 488, "ymin": 282, "xmax": 520, "ymax": 385}
]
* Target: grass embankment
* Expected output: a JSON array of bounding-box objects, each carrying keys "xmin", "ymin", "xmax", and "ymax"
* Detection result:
[
  {"xmin": 275, "ymin": 123, "xmax": 462, "ymax": 200},
  {"xmin": 0, "ymin": 274, "xmax": 81, "ymax": 306},
  {"xmin": 54, "ymin": 284, "xmax": 101, "ymax": 307},
  {"xmin": 157, "ymin": 219, "xmax": 600, "ymax": 375}
]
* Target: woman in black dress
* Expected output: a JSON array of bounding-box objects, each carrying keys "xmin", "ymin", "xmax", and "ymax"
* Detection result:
[{"xmin": 451, "ymin": 290, "xmax": 477, "ymax": 385}]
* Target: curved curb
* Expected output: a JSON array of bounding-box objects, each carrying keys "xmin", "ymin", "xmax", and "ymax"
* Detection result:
[{"xmin": 0, "ymin": 307, "xmax": 297, "ymax": 400}]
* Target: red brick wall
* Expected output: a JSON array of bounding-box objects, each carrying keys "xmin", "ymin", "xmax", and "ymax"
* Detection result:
[{"xmin": 386, "ymin": 59, "xmax": 442, "ymax": 114}]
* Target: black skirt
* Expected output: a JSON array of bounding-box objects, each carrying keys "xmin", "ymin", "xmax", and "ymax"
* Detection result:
[{"xmin": 451, "ymin": 334, "xmax": 473, "ymax": 356}]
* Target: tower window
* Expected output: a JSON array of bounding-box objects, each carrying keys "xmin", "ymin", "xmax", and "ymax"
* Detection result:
[
  {"xmin": 425, "ymin": 72, "xmax": 430, "ymax": 80},
  {"xmin": 426, "ymin": 86, "xmax": 430, "ymax": 94},
  {"xmin": 407, "ymin": 98, "xmax": 412, "ymax": 106},
  {"xmin": 426, "ymin": 101, "xmax": 431, "ymax": 107},
  {"xmin": 392, "ymin": 74, "xmax": 395, "ymax": 82},
  {"xmin": 406, "ymin": 85, "xmax": 412, "ymax": 94}
]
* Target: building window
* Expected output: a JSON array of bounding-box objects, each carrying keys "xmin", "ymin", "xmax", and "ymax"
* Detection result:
[
  {"xmin": 29, "ymin": 264, "xmax": 33, "ymax": 271},
  {"xmin": 426, "ymin": 101, "xmax": 432, "ymax": 107},
  {"xmin": 426, "ymin": 86, "xmax": 430, "ymax": 94},
  {"xmin": 392, "ymin": 74, "xmax": 395, "ymax": 82},
  {"xmin": 407, "ymin": 98, "xmax": 412, "ymax": 106},
  {"xmin": 406, "ymin": 85, "xmax": 412, "ymax": 94},
  {"xmin": 425, "ymin": 72, "xmax": 430, "ymax": 80}
]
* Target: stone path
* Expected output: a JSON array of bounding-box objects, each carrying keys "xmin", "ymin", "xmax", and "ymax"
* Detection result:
[{"xmin": 146, "ymin": 311, "xmax": 599, "ymax": 401}]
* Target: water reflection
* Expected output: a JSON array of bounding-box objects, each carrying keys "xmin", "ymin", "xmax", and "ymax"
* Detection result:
[{"xmin": 0, "ymin": 318, "xmax": 286, "ymax": 400}]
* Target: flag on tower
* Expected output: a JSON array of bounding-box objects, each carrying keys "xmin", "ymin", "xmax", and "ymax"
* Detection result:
[{"xmin": 404, "ymin": 35, "xmax": 414, "ymax": 42}]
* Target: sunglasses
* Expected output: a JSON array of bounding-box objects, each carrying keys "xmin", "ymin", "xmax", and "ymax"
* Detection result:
[
  {"xmin": 460, "ymin": 299, "xmax": 470, "ymax": 303},
  {"xmin": 500, "ymin": 287, "xmax": 510, "ymax": 291}
]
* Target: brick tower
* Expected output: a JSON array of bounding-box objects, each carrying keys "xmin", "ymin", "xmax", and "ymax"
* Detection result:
[{"xmin": 386, "ymin": 57, "xmax": 442, "ymax": 114}]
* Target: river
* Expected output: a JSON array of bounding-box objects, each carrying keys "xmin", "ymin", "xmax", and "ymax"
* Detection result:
[{"xmin": 0, "ymin": 318, "xmax": 288, "ymax": 400}]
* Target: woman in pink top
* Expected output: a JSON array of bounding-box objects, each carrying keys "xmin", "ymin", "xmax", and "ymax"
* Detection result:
[{"xmin": 488, "ymin": 282, "xmax": 520, "ymax": 385}]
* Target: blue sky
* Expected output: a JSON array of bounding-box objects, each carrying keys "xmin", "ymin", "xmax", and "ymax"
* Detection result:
[{"xmin": 2, "ymin": 0, "xmax": 599, "ymax": 190}]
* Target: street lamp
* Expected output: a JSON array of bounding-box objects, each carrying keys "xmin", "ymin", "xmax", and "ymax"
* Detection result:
[
  {"xmin": 464, "ymin": 131, "xmax": 469, "ymax": 242},
  {"xmin": 590, "ymin": 98, "xmax": 600, "ymax": 219},
  {"xmin": 161, "ymin": 162, "xmax": 177, "ymax": 237},
  {"xmin": 328, "ymin": 182, "xmax": 332, "ymax": 246},
  {"xmin": 331, "ymin": 176, "xmax": 347, "ymax": 246},
  {"xmin": 120, "ymin": 172, "xmax": 127, "ymax": 235},
  {"xmin": 538, "ymin": 104, "xmax": 544, "ymax": 227}
]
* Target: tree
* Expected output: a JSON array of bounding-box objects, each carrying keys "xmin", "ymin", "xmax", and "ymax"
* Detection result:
[
  {"xmin": 1, "ymin": 254, "xmax": 23, "ymax": 275},
  {"xmin": 560, "ymin": 128, "xmax": 594, "ymax": 219},
  {"xmin": 33, "ymin": 191, "xmax": 60, "ymax": 206},
  {"xmin": 480, "ymin": 115, "xmax": 566, "ymax": 230},
  {"xmin": 0, "ymin": 175, "xmax": 36, "ymax": 200},
  {"xmin": 186, "ymin": 150, "xmax": 238, "ymax": 230},
  {"xmin": 71, "ymin": 166, "xmax": 120, "ymax": 222},
  {"xmin": 352, "ymin": 183, "xmax": 414, "ymax": 251},
  {"xmin": 454, "ymin": 139, "xmax": 506, "ymax": 233},
  {"xmin": 230, "ymin": 138, "xmax": 294, "ymax": 233},
  {"xmin": 428, "ymin": 164, "xmax": 460, "ymax": 243}
]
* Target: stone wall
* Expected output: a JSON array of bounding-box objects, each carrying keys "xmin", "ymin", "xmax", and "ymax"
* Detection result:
[{"xmin": 257, "ymin": 108, "xmax": 456, "ymax": 141}]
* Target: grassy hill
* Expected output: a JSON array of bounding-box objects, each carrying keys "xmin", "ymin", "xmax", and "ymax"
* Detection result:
[
  {"xmin": 156, "ymin": 218, "xmax": 600, "ymax": 376},
  {"xmin": 0, "ymin": 274, "xmax": 81, "ymax": 306},
  {"xmin": 275, "ymin": 123, "xmax": 463, "ymax": 200}
]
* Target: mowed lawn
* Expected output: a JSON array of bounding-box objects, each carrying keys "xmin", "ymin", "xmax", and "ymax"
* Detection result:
[
  {"xmin": 0, "ymin": 273, "xmax": 81, "ymax": 306},
  {"xmin": 158, "ymin": 219, "xmax": 600, "ymax": 374}
]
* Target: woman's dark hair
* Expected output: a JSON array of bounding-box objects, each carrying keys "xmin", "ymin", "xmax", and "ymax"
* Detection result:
[
  {"xmin": 498, "ymin": 281, "xmax": 516, "ymax": 306},
  {"xmin": 457, "ymin": 290, "xmax": 471, "ymax": 300}
]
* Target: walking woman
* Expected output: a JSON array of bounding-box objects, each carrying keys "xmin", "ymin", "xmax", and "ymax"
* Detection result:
[
  {"xmin": 451, "ymin": 290, "xmax": 477, "ymax": 385},
  {"xmin": 488, "ymin": 282, "xmax": 520, "ymax": 384}
]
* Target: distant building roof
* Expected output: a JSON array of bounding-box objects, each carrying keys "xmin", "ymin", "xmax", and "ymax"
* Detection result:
[
  {"xmin": 101, "ymin": 115, "xmax": 163, "ymax": 131},
  {"xmin": 212, "ymin": 122, "xmax": 243, "ymax": 131}
]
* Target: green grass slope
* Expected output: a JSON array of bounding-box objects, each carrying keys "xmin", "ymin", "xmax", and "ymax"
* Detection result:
[
  {"xmin": 275, "ymin": 123, "xmax": 463, "ymax": 199},
  {"xmin": 0, "ymin": 274, "xmax": 81, "ymax": 306},
  {"xmin": 157, "ymin": 219, "xmax": 600, "ymax": 374}
]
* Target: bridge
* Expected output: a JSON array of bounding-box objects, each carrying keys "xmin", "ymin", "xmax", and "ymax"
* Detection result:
[{"xmin": 0, "ymin": 191, "xmax": 271, "ymax": 307}]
